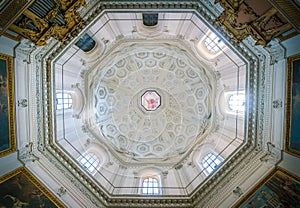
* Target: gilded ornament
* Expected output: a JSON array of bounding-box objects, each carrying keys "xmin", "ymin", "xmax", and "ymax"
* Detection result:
[{"xmin": 9, "ymin": 0, "xmax": 86, "ymax": 46}]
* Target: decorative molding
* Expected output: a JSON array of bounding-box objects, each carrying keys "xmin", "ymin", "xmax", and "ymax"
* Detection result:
[
  {"xmin": 233, "ymin": 186, "xmax": 243, "ymax": 197},
  {"xmin": 272, "ymin": 99, "xmax": 282, "ymax": 109},
  {"xmin": 18, "ymin": 98, "xmax": 28, "ymax": 108},
  {"xmin": 19, "ymin": 142, "xmax": 40, "ymax": 163},
  {"xmin": 268, "ymin": 0, "xmax": 300, "ymax": 33},
  {"xmin": 57, "ymin": 186, "xmax": 67, "ymax": 197},
  {"xmin": 215, "ymin": 0, "xmax": 292, "ymax": 45},
  {"xmin": 14, "ymin": 1, "xmax": 283, "ymax": 207},
  {"xmin": 9, "ymin": 0, "xmax": 86, "ymax": 46},
  {"xmin": 264, "ymin": 39, "xmax": 286, "ymax": 64},
  {"xmin": 43, "ymin": 2, "xmax": 259, "ymax": 205},
  {"xmin": 0, "ymin": 53, "xmax": 16, "ymax": 158},
  {"xmin": 0, "ymin": 0, "xmax": 32, "ymax": 35}
]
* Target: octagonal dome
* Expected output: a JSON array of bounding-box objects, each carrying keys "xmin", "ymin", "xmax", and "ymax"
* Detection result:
[
  {"xmin": 89, "ymin": 40, "xmax": 215, "ymax": 165},
  {"xmin": 50, "ymin": 8, "xmax": 251, "ymax": 200}
]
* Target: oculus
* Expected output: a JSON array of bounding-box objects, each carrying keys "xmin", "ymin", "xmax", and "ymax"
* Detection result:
[{"xmin": 141, "ymin": 90, "xmax": 161, "ymax": 111}]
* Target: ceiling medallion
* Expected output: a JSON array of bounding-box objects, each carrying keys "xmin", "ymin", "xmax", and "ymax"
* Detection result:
[{"xmin": 141, "ymin": 90, "xmax": 161, "ymax": 111}]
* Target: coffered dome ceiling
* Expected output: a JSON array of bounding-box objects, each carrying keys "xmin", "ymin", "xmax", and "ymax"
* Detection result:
[
  {"xmin": 52, "ymin": 9, "xmax": 248, "ymax": 197},
  {"xmin": 14, "ymin": 1, "xmax": 285, "ymax": 207},
  {"xmin": 90, "ymin": 41, "xmax": 214, "ymax": 165}
]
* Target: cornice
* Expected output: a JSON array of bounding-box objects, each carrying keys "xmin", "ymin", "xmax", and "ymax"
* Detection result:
[{"xmin": 14, "ymin": 1, "xmax": 282, "ymax": 207}]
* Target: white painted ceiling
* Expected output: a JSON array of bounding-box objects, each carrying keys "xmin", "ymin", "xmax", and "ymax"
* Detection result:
[{"xmin": 53, "ymin": 10, "xmax": 247, "ymax": 195}]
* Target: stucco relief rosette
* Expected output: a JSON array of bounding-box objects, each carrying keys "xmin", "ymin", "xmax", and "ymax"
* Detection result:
[{"xmin": 87, "ymin": 41, "xmax": 216, "ymax": 165}]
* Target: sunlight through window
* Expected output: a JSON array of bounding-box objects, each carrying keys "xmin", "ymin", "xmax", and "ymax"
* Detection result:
[
  {"xmin": 142, "ymin": 177, "xmax": 159, "ymax": 195},
  {"xmin": 79, "ymin": 153, "xmax": 99, "ymax": 174},
  {"xmin": 202, "ymin": 153, "xmax": 222, "ymax": 175},
  {"xmin": 56, "ymin": 93, "xmax": 72, "ymax": 110},
  {"xmin": 229, "ymin": 94, "xmax": 245, "ymax": 112},
  {"xmin": 204, "ymin": 33, "xmax": 225, "ymax": 54}
]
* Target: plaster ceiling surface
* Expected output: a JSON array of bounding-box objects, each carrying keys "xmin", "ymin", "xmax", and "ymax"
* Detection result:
[
  {"xmin": 89, "ymin": 41, "xmax": 214, "ymax": 165},
  {"xmin": 51, "ymin": 8, "xmax": 248, "ymax": 197},
  {"xmin": 23, "ymin": 3, "xmax": 283, "ymax": 207},
  {"xmin": 11, "ymin": 1, "xmax": 286, "ymax": 207}
]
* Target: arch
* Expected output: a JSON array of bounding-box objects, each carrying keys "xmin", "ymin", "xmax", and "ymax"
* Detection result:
[
  {"xmin": 136, "ymin": 167, "xmax": 162, "ymax": 195},
  {"xmin": 142, "ymin": 177, "xmax": 160, "ymax": 195},
  {"xmin": 228, "ymin": 94, "xmax": 245, "ymax": 112},
  {"xmin": 224, "ymin": 91, "xmax": 246, "ymax": 115},
  {"xmin": 77, "ymin": 143, "xmax": 110, "ymax": 176},
  {"xmin": 196, "ymin": 31, "xmax": 226, "ymax": 60},
  {"xmin": 191, "ymin": 142, "xmax": 224, "ymax": 176}
]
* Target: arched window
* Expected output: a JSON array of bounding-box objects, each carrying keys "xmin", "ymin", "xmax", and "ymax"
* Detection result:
[
  {"xmin": 79, "ymin": 153, "xmax": 100, "ymax": 174},
  {"xmin": 142, "ymin": 177, "xmax": 159, "ymax": 195},
  {"xmin": 228, "ymin": 94, "xmax": 245, "ymax": 112},
  {"xmin": 56, "ymin": 93, "xmax": 72, "ymax": 110},
  {"xmin": 204, "ymin": 33, "xmax": 225, "ymax": 54},
  {"xmin": 202, "ymin": 153, "xmax": 222, "ymax": 175}
]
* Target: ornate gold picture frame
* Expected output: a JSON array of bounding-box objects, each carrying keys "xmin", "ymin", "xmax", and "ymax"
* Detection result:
[
  {"xmin": 0, "ymin": 167, "xmax": 65, "ymax": 207},
  {"xmin": 285, "ymin": 54, "xmax": 300, "ymax": 157},
  {"xmin": 0, "ymin": 53, "xmax": 16, "ymax": 157},
  {"xmin": 234, "ymin": 167, "xmax": 300, "ymax": 207}
]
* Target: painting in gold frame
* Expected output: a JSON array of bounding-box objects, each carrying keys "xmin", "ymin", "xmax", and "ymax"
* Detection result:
[
  {"xmin": 233, "ymin": 167, "xmax": 300, "ymax": 207},
  {"xmin": 0, "ymin": 167, "xmax": 65, "ymax": 207},
  {"xmin": 0, "ymin": 53, "xmax": 16, "ymax": 157},
  {"xmin": 285, "ymin": 54, "xmax": 300, "ymax": 157}
]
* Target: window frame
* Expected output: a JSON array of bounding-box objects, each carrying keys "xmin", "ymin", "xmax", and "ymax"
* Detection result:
[
  {"xmin": 55, "ymin": 92, "xmax": 73, "ymax": 110},
  {"xmin": 141, "ymin": 176, "xmax": 161, "ymax": 195},
  {"xmin": 203, "ymin": 32, "xmax": 225, "ymax": 54},
  {"xmin": 196, "ymin": 31, "xmax": 227, "ymax": 60},
  {"xmin": 228, "ymin": 93, "xmax": 245, "ymax": 112},
  {"xmin": 201, "ymin": 152, "xmax": 223, "ymax": 176},
  {"xmin": 78, "ymin": 152, "xmax": 100, "ymax": 175},
  {"xmin": 224, "ymin": 91, "xmax": 246, "ymax": 116}
]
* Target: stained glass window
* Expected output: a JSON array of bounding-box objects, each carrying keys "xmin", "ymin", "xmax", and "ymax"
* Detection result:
[
  {"xmin": 56, "ymin": 93, "xmax": 72, "ymax": 110},
  {"xmin": 202, "ymin": 153, "xmax": 222, "ymax": 175},
  {"xmin": 142, "ymin": 177, "xmax": 159, "ymax": 195},
  {"xmin": 142, "ymin": 91, "xmax": 161, "ymax": 111}
]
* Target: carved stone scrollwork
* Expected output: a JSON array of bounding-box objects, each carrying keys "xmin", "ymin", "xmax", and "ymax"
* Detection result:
[
  {"xmin": 272, "ymin": 99, "xmax": 282, "ymax": 109},
  {"xmin": 84, "ymin": 138, "xmax": 90, "ymax": 147},
  {"xmin": 264, "ymin": 40, "xmax": 285, "ymax": 64},
  {"xmin": 260, "ymin": 142, "xmax": 280, "ymax": 165},
  {"xmin": 18, "ymin": 98, "xmax": 28, "ymax": 108},
  {"xmin": 81, "ymin": 124, "xmax": 88, "ymax": 133},
  {"xmin": 80, "ymin": 70, "xmax": 86, "ymax": 79},
  {"xmin": 233, "ymin": 186, "xmax": 243, "ymax": 197},
  {"xmin": 19, "ymin": 142, "xmax": 40, "ymax": 163},
  {"xmin": 57, "ymin": 186, "xmax": 67, "ymax": 197}
]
